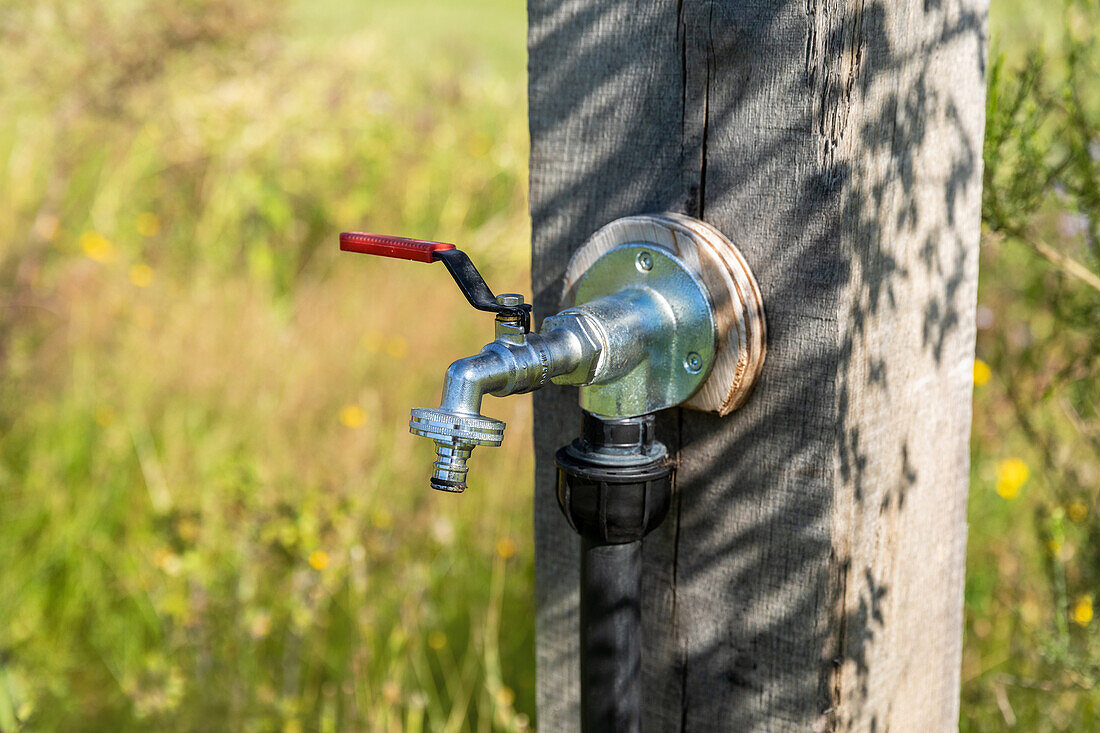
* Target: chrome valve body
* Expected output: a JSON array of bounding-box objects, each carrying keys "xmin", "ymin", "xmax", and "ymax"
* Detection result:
[
  {"xmin": 340, "ymin": 219, "xmax": 767, "ymax": 493},
  {"xmin": 410, "ymin": 244, "xmax": 717, "ymax": 492}
]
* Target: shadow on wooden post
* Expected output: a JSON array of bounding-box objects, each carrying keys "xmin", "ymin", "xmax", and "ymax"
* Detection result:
[{"xmin": 528, "ymin": 0, "xmax": 987, "ymax": 729}]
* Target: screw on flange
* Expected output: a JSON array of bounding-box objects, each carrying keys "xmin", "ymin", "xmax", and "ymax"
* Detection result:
[
  {"xmin": 684, "ymin": 352, "xmax": 703, "ymax": 374},
  {"xmin": 635, "ymin": 251, "xmax": 653, "ymax": 272}
]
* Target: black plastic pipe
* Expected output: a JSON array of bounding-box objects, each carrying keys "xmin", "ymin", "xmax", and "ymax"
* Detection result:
[
  {"xmin": 580, "ymin": 538, "xmax": 643, "ymax": 732},
  {"xmin": 556, "ymin": 411, "xmax": 673, "ymax": 732}
]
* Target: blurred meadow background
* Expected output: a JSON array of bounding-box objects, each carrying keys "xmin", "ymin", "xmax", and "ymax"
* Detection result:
[{"xmin": 0, "ymin": 0, "xmax": 1097, "ymax": 730}]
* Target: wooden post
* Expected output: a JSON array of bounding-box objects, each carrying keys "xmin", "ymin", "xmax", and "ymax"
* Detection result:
[{"xmin": 528, "ymin": 0, "xmax": 988, "ymax": 729}]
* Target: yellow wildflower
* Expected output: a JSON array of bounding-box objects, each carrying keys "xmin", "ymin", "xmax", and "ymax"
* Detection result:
[
  {"xmin": 339, "ymin": 404, "xmax": 366, "ymax": 428},
  {"xmin": 1046, "ymin": 540, "xmax": 1062, "ymax": 558},
  {"xmin": 496, "ymin": 537, "xmax": 517, "ymax": 559},
  {"xmin": 384, "ymin": 336, "xmax": 408, "ymax": 359},
  {"xmin": 1073, "ymin": 596, "xmax": 1093, "ymax": 627},
  {"xmin": 973, "ymin": 359, "xmax": 991, "ymax": 387},
  {"xmin": 80, "ymin": 231, "xmax": 116, "ymax": 263},
  {"xmin": 495, "ymin": 686, "xmax": 515, "ymax": 707},
  {"xmin": 1068, "ymin": 501, "xmax": 1088, "ymax": 523},
  {"xmin": 136, "ymin": 212, "xmax": 161, "ymax": 237},
  {"xmin": 129, "ymin": 263, "xmax": 155, "ymax": 287},
  {"xmin": 308, "ymin": 550, "xmax": 330, "ymax": 571},
  {"xmin": 427, "ymin": 631, "xmax": 447, "ymax": 650},
  {"xmin": 282, "ymin": 720, "xmax": 302, "ymax": 733},
  {"xmin": 994, "ymin": 458, "xmax": 1029, "ymax": 499}
]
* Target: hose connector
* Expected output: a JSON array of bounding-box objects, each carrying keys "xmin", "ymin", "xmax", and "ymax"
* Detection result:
[{"xmin": 409, "ymin": 408, "xmax": 505, "ymax": 492}]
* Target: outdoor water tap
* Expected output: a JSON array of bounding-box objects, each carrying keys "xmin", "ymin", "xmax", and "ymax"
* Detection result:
[
  {"xmin": 339, "ymin": 216, "xmax": 738, "ymax": 493},
  {"xmin": 339, "ymin": 232, "xmax": 594, "ymax": 491},
  {"xmin": 341, "ymin": 215, "xmax": 767, "ymax": 733}
]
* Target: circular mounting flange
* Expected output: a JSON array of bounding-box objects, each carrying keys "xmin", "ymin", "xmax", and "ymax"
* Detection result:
[
  {"xmin": 571, "ymin": 243, "xmax": 717, "ymax": 417},
  {"xmin": 562, "ymin": 213, "xmax": 766, "ymax": 415}
]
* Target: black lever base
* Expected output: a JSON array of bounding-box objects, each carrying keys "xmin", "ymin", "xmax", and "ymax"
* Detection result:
[{"xmin": 433, "ymin": 248, "xmax": 532, "ymax": 331}]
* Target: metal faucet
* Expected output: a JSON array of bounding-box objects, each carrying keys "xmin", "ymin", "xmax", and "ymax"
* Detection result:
[
  {"xmin": 340, "ymin": 228, "xmax": 719, "ymax": 492},
  {"xmin": 409, "ymin": 298, "xmax": 596, "ymax": 491},
  {"xmin": 340, "ymin": 216, "xmax": 767, "ymax": 732}
]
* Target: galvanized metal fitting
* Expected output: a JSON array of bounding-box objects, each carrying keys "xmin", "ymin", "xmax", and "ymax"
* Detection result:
[
  {"xmin": 409, "ymin": 245, "xmax": 718, "ymax": 491},
  {"xmin": 409, "ymin": 408, "xmax": 506, "ymax": 491},
  {"xmin": 342, "ymin": 215, "xmax": 766, "ymax": 493},
  {"xmin": 410, "ymin": 302, "xmax": 600, "ymax": 492},
  {"xmin": 564, "ymin": 243, "xmax": 717, "ymax": 416}
]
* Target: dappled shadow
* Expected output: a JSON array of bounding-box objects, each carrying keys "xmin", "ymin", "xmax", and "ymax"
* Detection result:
[{"xmin": 529, "ymin": 0, "xmax": 984, "ymax": 729}]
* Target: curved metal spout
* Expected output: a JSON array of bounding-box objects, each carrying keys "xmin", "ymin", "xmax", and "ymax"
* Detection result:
[
  {"xmin": 410, "ymin": 323, "xmax": 599, "ymax": 491},
  {"xmin": 438, "ymin": 351, "xmax": 511, "ymax": 417}
]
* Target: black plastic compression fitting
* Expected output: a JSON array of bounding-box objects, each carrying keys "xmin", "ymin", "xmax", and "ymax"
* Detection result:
[{"xmin": 555, "ymin": 411, "xmax": 673, "ymax": 733}]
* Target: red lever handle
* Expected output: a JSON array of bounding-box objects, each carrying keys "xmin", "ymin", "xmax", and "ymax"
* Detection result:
[{"xmin": 339, "ymin": 231, "xmax": 456, "ymax": 263}]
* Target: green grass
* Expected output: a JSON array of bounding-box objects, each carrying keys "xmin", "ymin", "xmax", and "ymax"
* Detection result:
[
  {"xmin": 0, "ymin": 0, "xmax": 534, "ymax": 730},
  {"xmin": 0, "ymin": 0, "xmax": 1098, "ymax": 730},
  {"xmin": 961, "ymin": 0, "xmax": 1100, "ymax": 727}
]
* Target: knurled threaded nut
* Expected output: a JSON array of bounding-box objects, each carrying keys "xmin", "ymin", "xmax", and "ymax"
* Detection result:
[
  {"xmin": 409, "ymin": 408, "xmax": 505, "ymax": 446},
  {"xmin": 541, "ymin": 310, "xmax": 604, "ymax": 385}
]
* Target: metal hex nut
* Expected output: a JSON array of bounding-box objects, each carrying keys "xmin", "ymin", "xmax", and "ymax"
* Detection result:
[{"xmin": 541, "ymin": 310, "xmax": 606, "ymax": 385}]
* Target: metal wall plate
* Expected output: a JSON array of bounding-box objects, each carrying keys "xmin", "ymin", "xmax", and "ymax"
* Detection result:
[
  {"xmin": 570, "ymin": 244, "xmax": 716, "ymax": 417},
  {"xmin": 562, "ymin": 214, "xmax": 767, "ymax": 416}
]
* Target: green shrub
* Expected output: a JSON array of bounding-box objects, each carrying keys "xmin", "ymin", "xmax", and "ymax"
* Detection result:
[{"xmin": 965, "ymin": 0, "xmax": 1100, "ymax": 727}]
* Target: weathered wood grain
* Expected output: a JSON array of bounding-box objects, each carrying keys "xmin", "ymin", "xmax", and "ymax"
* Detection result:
[{"xmin": 528, "ymin": 0, "xmax": 987, "ymax": 729}]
